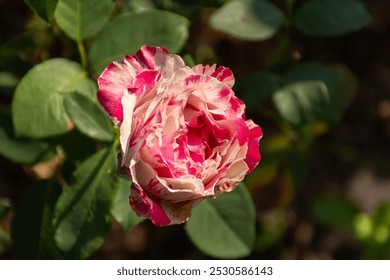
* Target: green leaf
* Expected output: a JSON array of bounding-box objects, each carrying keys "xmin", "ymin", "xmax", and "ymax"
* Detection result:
[
  {"xmin": 373, "ymin": 203, "xmax": 390, "ymax": 226},
  {"xmin": 88, "ymin": 10, "xmax": 190, "ymax": 74},
  {"xmin": 54, "ymin": 0, "xmax": 114, "ymax": 40},
  {"xmin": 182, "ymin": 54, "xmax": 195, "ymax": 67},
  {"xmin": 235, "ymin": 72, "xmax": 278, "ymax": 110},
  {"xmin": 284, "ymin": 62, "xmax": 358, "ymax": 124},
  {"xmin": 353, "ymin": 213, "xmax": 373, "ymax": 241},
  {"xmin": 185, "ymin": 183, "xmax": 256, "ymax": 259},
  {"xmin": 0, "ymin": 111, "xmax": 55, "ymax": 164},
  {"xmin": 0, "ymin": 127, "xmax": 53, "ymax": 164},
  {"xmin": 362, "ymin": 203, "xmax": 390, "ymax": 259},
  {"xmin": 312, "ymin": 196, "xmax": 359, "ymax": 231},
  {"xmin": 272, "ymin": 81, "xmax": 330, "ymax": 126},
  {"xmin": 294, "ymin": 0, "xmax": 372, "ymax": 37},
  {"xmin": 285, "ymin": 62, "xmax": 339, "ymax": 90},
  {"xmin": 123, "ymin": 0, "xmax": 156, "ymax": 12},
  {"xmin": 53, "ymin": 147, "xmax": 116, "ymax": 259},
  {"xmin": 63, "ymin": 92, "xmax": 113, "ymax": 142},
  {"xmin": 0, "ymin": 229, "xmax": 11, "ymax": 255},
  {"xmin": 110, "ymin": 177, "xmax": 144, "ymax": 232},
  {"xmin": 54, "ymin": 130, "xmax": 98, "ymax": 180},
  {"xmin": 325, "ymin": 64, "xmax": 358, "ymax": 123},
  {"xmin": 12, "ymin": 58, "xmax": 96, "ymax": 138},
  {"xmin": 12, "ymin": 181, "xmax": 63, "ymax": 259},
  {"xmin": 0, "ymin": 72, "xmax": 19, "ymax": 99},
  {"xmin": 209, "ymin": 0, "xmax": 285, "ymax": 41},
  {"xmin": 24, "ymin": 0, "xmax": 59, "ymax": 23},
  {"xmin": 369, "ymin": 203, "xmax": 390, "ymax": 249},
  {"xmin": 0, "ymin": 228, "xmax": 12, "ymax": 255}
]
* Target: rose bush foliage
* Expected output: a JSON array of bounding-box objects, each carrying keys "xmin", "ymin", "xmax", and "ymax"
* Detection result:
[{"xmin": 97, "ymin": 46, "xmax": 262, "ymax": 226}]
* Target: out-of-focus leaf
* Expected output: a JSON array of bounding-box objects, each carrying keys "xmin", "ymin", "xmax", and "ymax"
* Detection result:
[
  {"xmin": 0, "ymin": 230, "xmax": 11, "ymax": 255},
  {"xmin": 0, "ymin": 72, "xmax": 19, "ymax": 98},
  {"xmin": 63, "ymin": 92, "xmax": 113, "ymax": 142},
  {"xmin": 12, "ymin": 181, "xmax": 63, "ymax": 259},
  {"xmin": 371, "ymin": 203, "xmax": 390, "ymax": 243},
  {"xmin": 54, "ymin": 0, "xmax": 114, "ymax": 40},
  {"xmin": 325, "ymin": 64, "xmax": 358, "ymax": 124},
  {"xmin": 53, "ymin": 147, "xmax": 116, "ymax": 259},
  {"xmin": 272, "ymin": 81, "xmax": 330, "ymax": 126},
  {"xmin": 294, "ymin": 0, "xmax": 372, "ymax": 37},
  {"xmin": 209, "ymin": 0, "xmax": 285, "ymax": 41},
  {"xmin": 0, "ymin": 128, "xmax": 52, "ymax": 164},
  {"xmin": 0, "ymin": 32, "xmax": 36, "ymax": 53},
  {"xmin": 110, "ymin": 177, "xmax": 144, "ymax": 232},
  {"xmin": 371, "ymin": 224, "xmax": 389, "ymax": 246},
  {"xmin": 24, "ymin": 0, "xmax": 59, "ymax": 23},
  {"xmin": 373, "ymin": 203, "xmax": 390, "ymax": 226},
  {"xmin": 185, "ymin": 183, "xmax": 256, "ymax": 259},
  {"xmin": 235, "ymin": 72, "xmax": 278, "ymax": 110},
  {"xmin": 363, "ymin": 204, "xmax": 390, "ymax": 259},
  {"xmin": 124, "ymin": 0, "xmax": 155, "ymax": 12},
  {"xmin": 312, "ymin": 196, "xmax": 359, "ymax": 230},
  {"xmin": 12, "ymin": 58, "xmax": 96, "ymax": 138},
  {"xmin": 182, "ymin": 54, "xmax": 195, "ymax": 67},
  {"xmin": 0, "ymin": 33, "xmax": 35, "ymax": 77},
  {"xmin": 0, "ymin": 111, "xmax": 55, "ymax": 164},
  {"xmin": 284, "ymin": 63, "xmax": 358, "ymax": 124},
  {"xmin": 353, "ymin": 213, "xmax": 373, "ymax": 241},
  {"xmin": 89, "ymin": 10, "xmax": 190, "ymax": 74},
  {"xmin": 284, "ymin": 62, "xmax": 339, "ymax": 90}
]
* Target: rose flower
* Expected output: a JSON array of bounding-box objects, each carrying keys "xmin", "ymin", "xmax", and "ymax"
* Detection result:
[{"xmin": 97, "ymin": 46, "xmax": 262, "ymax": 226}]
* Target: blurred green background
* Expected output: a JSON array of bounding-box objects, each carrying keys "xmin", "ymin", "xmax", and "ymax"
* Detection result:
[{"xmin": 1, "ymin": 0, "xmax": 390, "ymax": 259}]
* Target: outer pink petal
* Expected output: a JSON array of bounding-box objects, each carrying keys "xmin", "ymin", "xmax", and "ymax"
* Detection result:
[
  {"xmin": 191, "ymin": 65, "xmax": 235, "ymax": 88},
  {"xmin": 135, "ymin": 46, "xmax": 185, "ymax": 78},
  {"xmin": 211, "ymin": 66, "xmax": 235, "ymax": 88},
  {"xmin": 129, "ymin": 175, "xmax": 203, "ymax": 226},
  {"xmin": 97, "ymin": 61, "xmax": 137, "ymax": 123},
  {"xmin": 244, "ymin": 119, "xmax": 262, "ymax": 173},
  {"xmin": 130, "ymin": 182, "xmax": 202, "ymax": 226},
  {"xmin": 129, "ymin": 183, "xmax": 171, "ymax": 226},
  {"xmin": 131, "ymin": 157, "xmax": 204, "ymax": 203},
  {"xmin": 191, "ymin": 64, "xmax": 216, "ymax": 75},
  {"xmin": 128, "ymin": 70, "xmax": 161, "ymax": 96},
  {"xmin": 119, "ymin": 92, "xmax": 137, "ymax": 166},
  {"xmin": 133, "ymin": 45, "xmax": 162, "ymax": 69},
  {"xmin": 129, "ymin": 157, "xmax": 206, "ymax": 225},
  {"xmin": 97, "ymin": 46, "xmax": 185, "ymax": 123}
]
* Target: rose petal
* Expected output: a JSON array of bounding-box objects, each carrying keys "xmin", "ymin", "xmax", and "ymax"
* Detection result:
[
  {"xmin": 244, "ymin": 119, "xmax": 263, "ymax": 173},
  {"xmin": 129, "ymin": 183, "xmax": 171, "ymax": 226},
  {"xmin": 120, "ymin": 91, "xmax": 137, "ymax": 166},
  {"xmin": 211, "ymin": 66, "xmax": 235, "ymax": 88},
  {"xmin": 192, "ymin": 64, "xmax": 235, "ymax": 88},
  {"xmin": 97, "ymin": 61, "xmax": 136, "ymax": 122},
  {"xmin": 135, "ymin": 46, "xmax": 185, "ymax": 78}
]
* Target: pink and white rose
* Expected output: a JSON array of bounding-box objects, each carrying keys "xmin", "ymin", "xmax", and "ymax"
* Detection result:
[{"xmin": 97, "ymin": 46, "xmax": 262, "ymax": 226}]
